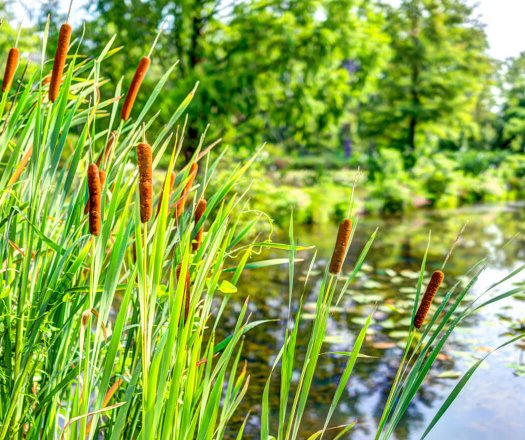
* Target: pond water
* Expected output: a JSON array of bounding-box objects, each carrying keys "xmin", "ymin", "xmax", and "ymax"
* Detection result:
[{"xmin": 225, "ymin": 203, "xmax": 525, "ymax": 439}]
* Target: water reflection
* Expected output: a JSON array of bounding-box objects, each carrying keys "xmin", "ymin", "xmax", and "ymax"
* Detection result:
[{"xmin": 224, "ymin": 204, "xmax": 525, "ymax": 439}]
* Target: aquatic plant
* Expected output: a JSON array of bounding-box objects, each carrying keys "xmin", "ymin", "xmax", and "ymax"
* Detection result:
[
  {"xmin": 121, "ymin": 56, "xmax": 150, "ymax": 121},
  {"xmin": 414, "ymin": 270, "xmax": 444, "ymax": 329},
  {"xmin": 49, "ymin": 23, "xmax": 72, "ymax": 102},
  {"xmin": 87, "ymin": 163, "xmax": 102, "ymax": 236},
  {"xmin": 0, "ymin": 13, "xmax": 523, "ymax": 440},
  {"xmin": 328, "ymin": 218, "xmax": 352, "ymax": 274}
]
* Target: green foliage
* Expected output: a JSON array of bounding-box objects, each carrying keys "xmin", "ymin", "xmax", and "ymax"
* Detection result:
[
  {"xmin": 359, "ymin": 0, "xmax": 493, "ymax": 167},
  {"xmin": 0, "ymin": 20, "xmax": 524, "ymax": 440}
]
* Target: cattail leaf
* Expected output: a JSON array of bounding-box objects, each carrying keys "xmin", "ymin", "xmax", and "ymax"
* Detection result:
[
  {"xmin": 223, "ymin": 257, "xmax": 304, "ymax": 273},
  {"xmin": 213, "ymin": 319, "xmax": 276, "ymax": 355},
  {"xmin": 421, "ymin": 331, "xmax": 525, "ymax": 439},
  {"xmin": 321, "ymin": 311, "xmax": 373, "ymax": 435}
]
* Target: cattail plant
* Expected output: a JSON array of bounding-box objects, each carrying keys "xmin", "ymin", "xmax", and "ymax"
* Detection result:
[
  {"xmin": 137, "ymin": 142, "xmax": 153, "ymax": 223},
  {"xmin": 414, "ymin": 270, "xmax": 445, "ymax": 329},
  {"xmin": 176, "ymin": 264, "xmax": 191, "ymax": 321},
  {"xmin": 174, "ymin": 163, "xmax": 198, "ymax": 219},
  {"xmin": 84, "ymin": 169, "xmax": 106, "ymax": 214},
  {"xmin": 7, "ymin": 146, "xmax": 32, "ymax": 186},
  {"xmin": 192, "ymin": 198, "xmax": 207, "ymax": 251},
  {"xmin": 156, "ymin": 171, "xmax": 175, "ymax": 216},
  {"xmin": 49, "ymin": 23, "xmax": 72, "ymax": 102},
  {"xmin": 329, "ymin": 218, "xmax": 352, "ymax": 274},
  {"xmin": 2, "ymin": 47, "xmax": 19, "ymax": 93},
  {"xmin": 120, "ymin": 56, "xmax": 150, "ymax": 121},
  {"xmin": 87, "ymin": 163, "xmax": 101, "ymax": 236}
]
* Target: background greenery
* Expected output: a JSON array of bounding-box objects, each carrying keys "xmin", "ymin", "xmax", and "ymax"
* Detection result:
[{"xmin": 8, "ymin": 0, "xmax": 525, "ymax": 219}]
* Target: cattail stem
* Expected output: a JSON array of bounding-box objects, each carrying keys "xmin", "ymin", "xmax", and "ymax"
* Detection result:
[
  {"xmin": 414, "ymin": 270, "xmax": 445, "ymax": 329},
  {"xmin": 96, "ymin": 131, "xmax": 117, "ymax": 168},
  {"xmin": 193, "ymin": 198, "xmax": 207, "ymax": 251},
  {"xmin": 121, "ymin": 56, "xmax": 150, "ymax": 121},
  {"xmin": 176, "ymin": 264, "xmax": 191, "ymax": 322},
  {"xmin": 7, "ymin": 145, "xmax": 32, "ymax": 186},
  {"xmin": 137, "ymin": 142, "xmax": 153, "ymax": 223},
  {"xmin": 329, "ymin": 219, "xmax": 352, "ymax": 275},
  {"xmin": 49, "ymin": 23, "xmax": 72, "ymax": 103},
  {"xmin": 87, "ymin": 164, "xmax": 101, "ymax": 236},
  {"xmin": 156, "ymin": 171, "xmax": 175, "ymax": 217},
  {"xmin": 2, "ymin": 48, "xmax": 19, "ymax": 93},
  {"xmin": 174, "ymin": 163, "xmax": 198, "ymax": 219}
]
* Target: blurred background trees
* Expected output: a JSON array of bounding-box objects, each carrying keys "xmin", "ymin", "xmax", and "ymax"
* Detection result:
[{"xmin": 3, "ymin": 0, "xmax": 525, "ymax": 216}]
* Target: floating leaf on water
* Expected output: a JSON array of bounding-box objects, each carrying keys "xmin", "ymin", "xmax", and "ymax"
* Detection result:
[
  {"xmin": 363, "ymin": 293, "xmax": 384, "ymax": 302},
  {"xmin": 362, "ymin": 280, "xmax": 382, "ymax": 289},
  {"xmin": 324, "ymin": 335, "xmax": 345, "ymax": 344},
  {"xmin": 388, "ymin": 331, "xmax": 408, "ymax": 339},
  {"xmin": 400, "ymin": 270, "xmax": 420, "ymax": 279},
  {"xmin": 351, "ymin": 294, "xmax": 368, "ymax": 304},
  {"xmin": 399, "ymin": 287, "xmax": 416, "ymax": 294},
  {"xmin": 303, "ymin": 302, "xmax": 317, "ymax": 312},
  {"xmin": 391, "ymin": 276, "xmax": 404, "ymax": 284},
  {"xmin": 436, "ymin": 371, "xmax": 462, "ymax": 379},
  {"xmin": 385, "ymin": 268, "xmax": 397, "ymax": 277},
  {"xmin": 379, "ymin": 319, "xmax": 396, "ymax": 329},
  {"xmin": 361, "ymin": 263, "xmax": 374, "ymax": 272},
  {"xmin": 351, "ymin": 317, "xmax": 369, "ymax": 326},
  {"xmin": 302, "ymin": 313, "xmax": 317, "ymax": 320},
  {"xmin": 372, "ymin": 341, "xmax": 397, "ymax": 350},
  {"xmin": 329, "ymin": 306, "xmax": 345, "ymax": 313},
  {"xmin": 397, "ymin": 317, "xmax": 412, "ymax": 326},
  {"xmin": 437, "ymin": 353, "xmax": 452, "ymax": 361},
  {"xmin": 507, "ymin": 363, "xmax": 525, "ymax": 376}
]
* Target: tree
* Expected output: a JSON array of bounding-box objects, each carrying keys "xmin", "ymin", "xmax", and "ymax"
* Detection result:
[
  {"xmin": 86, "ymin": 0, "xmax": 388, "ymax": 157},
  {"xmin": 360, "ymin": 0, "xmax": 493, "ymax": 168},
  {"xmin": 496, "ymin": 53, "xmax": 525, "ymax": 152}
]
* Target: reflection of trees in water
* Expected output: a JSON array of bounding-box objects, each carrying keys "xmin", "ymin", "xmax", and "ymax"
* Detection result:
[{"xmin": 221, "ymin": 206, "xmax": 525, "ymax": 438}]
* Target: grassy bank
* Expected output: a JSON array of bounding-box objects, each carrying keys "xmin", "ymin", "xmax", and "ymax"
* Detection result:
[{"xmin": 208, "ymin": 147, "xmax": 525, "ymax": 227}]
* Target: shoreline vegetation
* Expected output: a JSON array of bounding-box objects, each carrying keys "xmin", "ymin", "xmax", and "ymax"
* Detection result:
[{"xmin": 0, "ymin": 8, "xmax": 524, "ymax": 440}]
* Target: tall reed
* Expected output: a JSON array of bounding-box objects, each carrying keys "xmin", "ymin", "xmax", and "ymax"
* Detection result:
[
  {"xmin": 193, "ymin": 198, "xmax": 207, "ymax": 250},
  {"xmin": 87, "ymin": 163, "xmax": 101, "ymax": 235},
  {"xmin": 49, "ymin": 23, "xmax": 72, "ymax": 102},
  {"xmin": 121, "ymin": 56, "xmax": 150, "ymax": 120},
  {"xmin": 0, "ymin": 17, "xmax": 523, "ymax": 440},
  {"xmin": 329, "ymin": 218, "xmax": 352, "ymax": 274},
  {"xmin": 2, "ymin": 48, "xmax": 19, "ymax": 93},
  {"xmin": 137, "ymin": 142, "xmax": 152, "ymax": 223},
  {"xmin": 414, "ymin": 270, "xmax": 444, "ymax": 329},
  {"xmin": 174, "ymin": 162, "xmax": 198, "ymax": 219}
]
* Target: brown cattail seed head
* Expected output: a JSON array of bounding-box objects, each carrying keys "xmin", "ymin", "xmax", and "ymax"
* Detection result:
[
  {"xmin": 81, "ymin": 310, "xmax": 91, "ymax": 327},
  {"xmin": 121, "ymin": 56, "xmax": 150, "ymax": 121},
  {"xmin": 2, "ymin": 48, "xmax": 19, "ymax": 93},
  {"xmin": 49, "ymin": 23, "xmax": 72, "ymax": 103},
  {"xmin": 84, "ymin": 169, "xmax": 107, "ymax": 214},
  {"xmin": 414, "ymin": 270, "xmax": 445, "ymax": 329},
  {"xmin": 329, "ymin": 219, "xmax": 352, "ymax": 275},
  {"xmin": 176, "ymin": 264, "xmax": 191, "ymax": 321},
  {"xmin": 88, "ymin": 164, "xmax": 102, "ymax": 235},
  {"xmin": 193, "ymin": 198, "xmax": 207, "ymax": 251},
  {"xmin": 174, "ymin": 163, "xmax": 198, "ymax": 219},
  {"xmin": 137, "ymin": 142, "xmax": 153, "ymax": 223}
]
